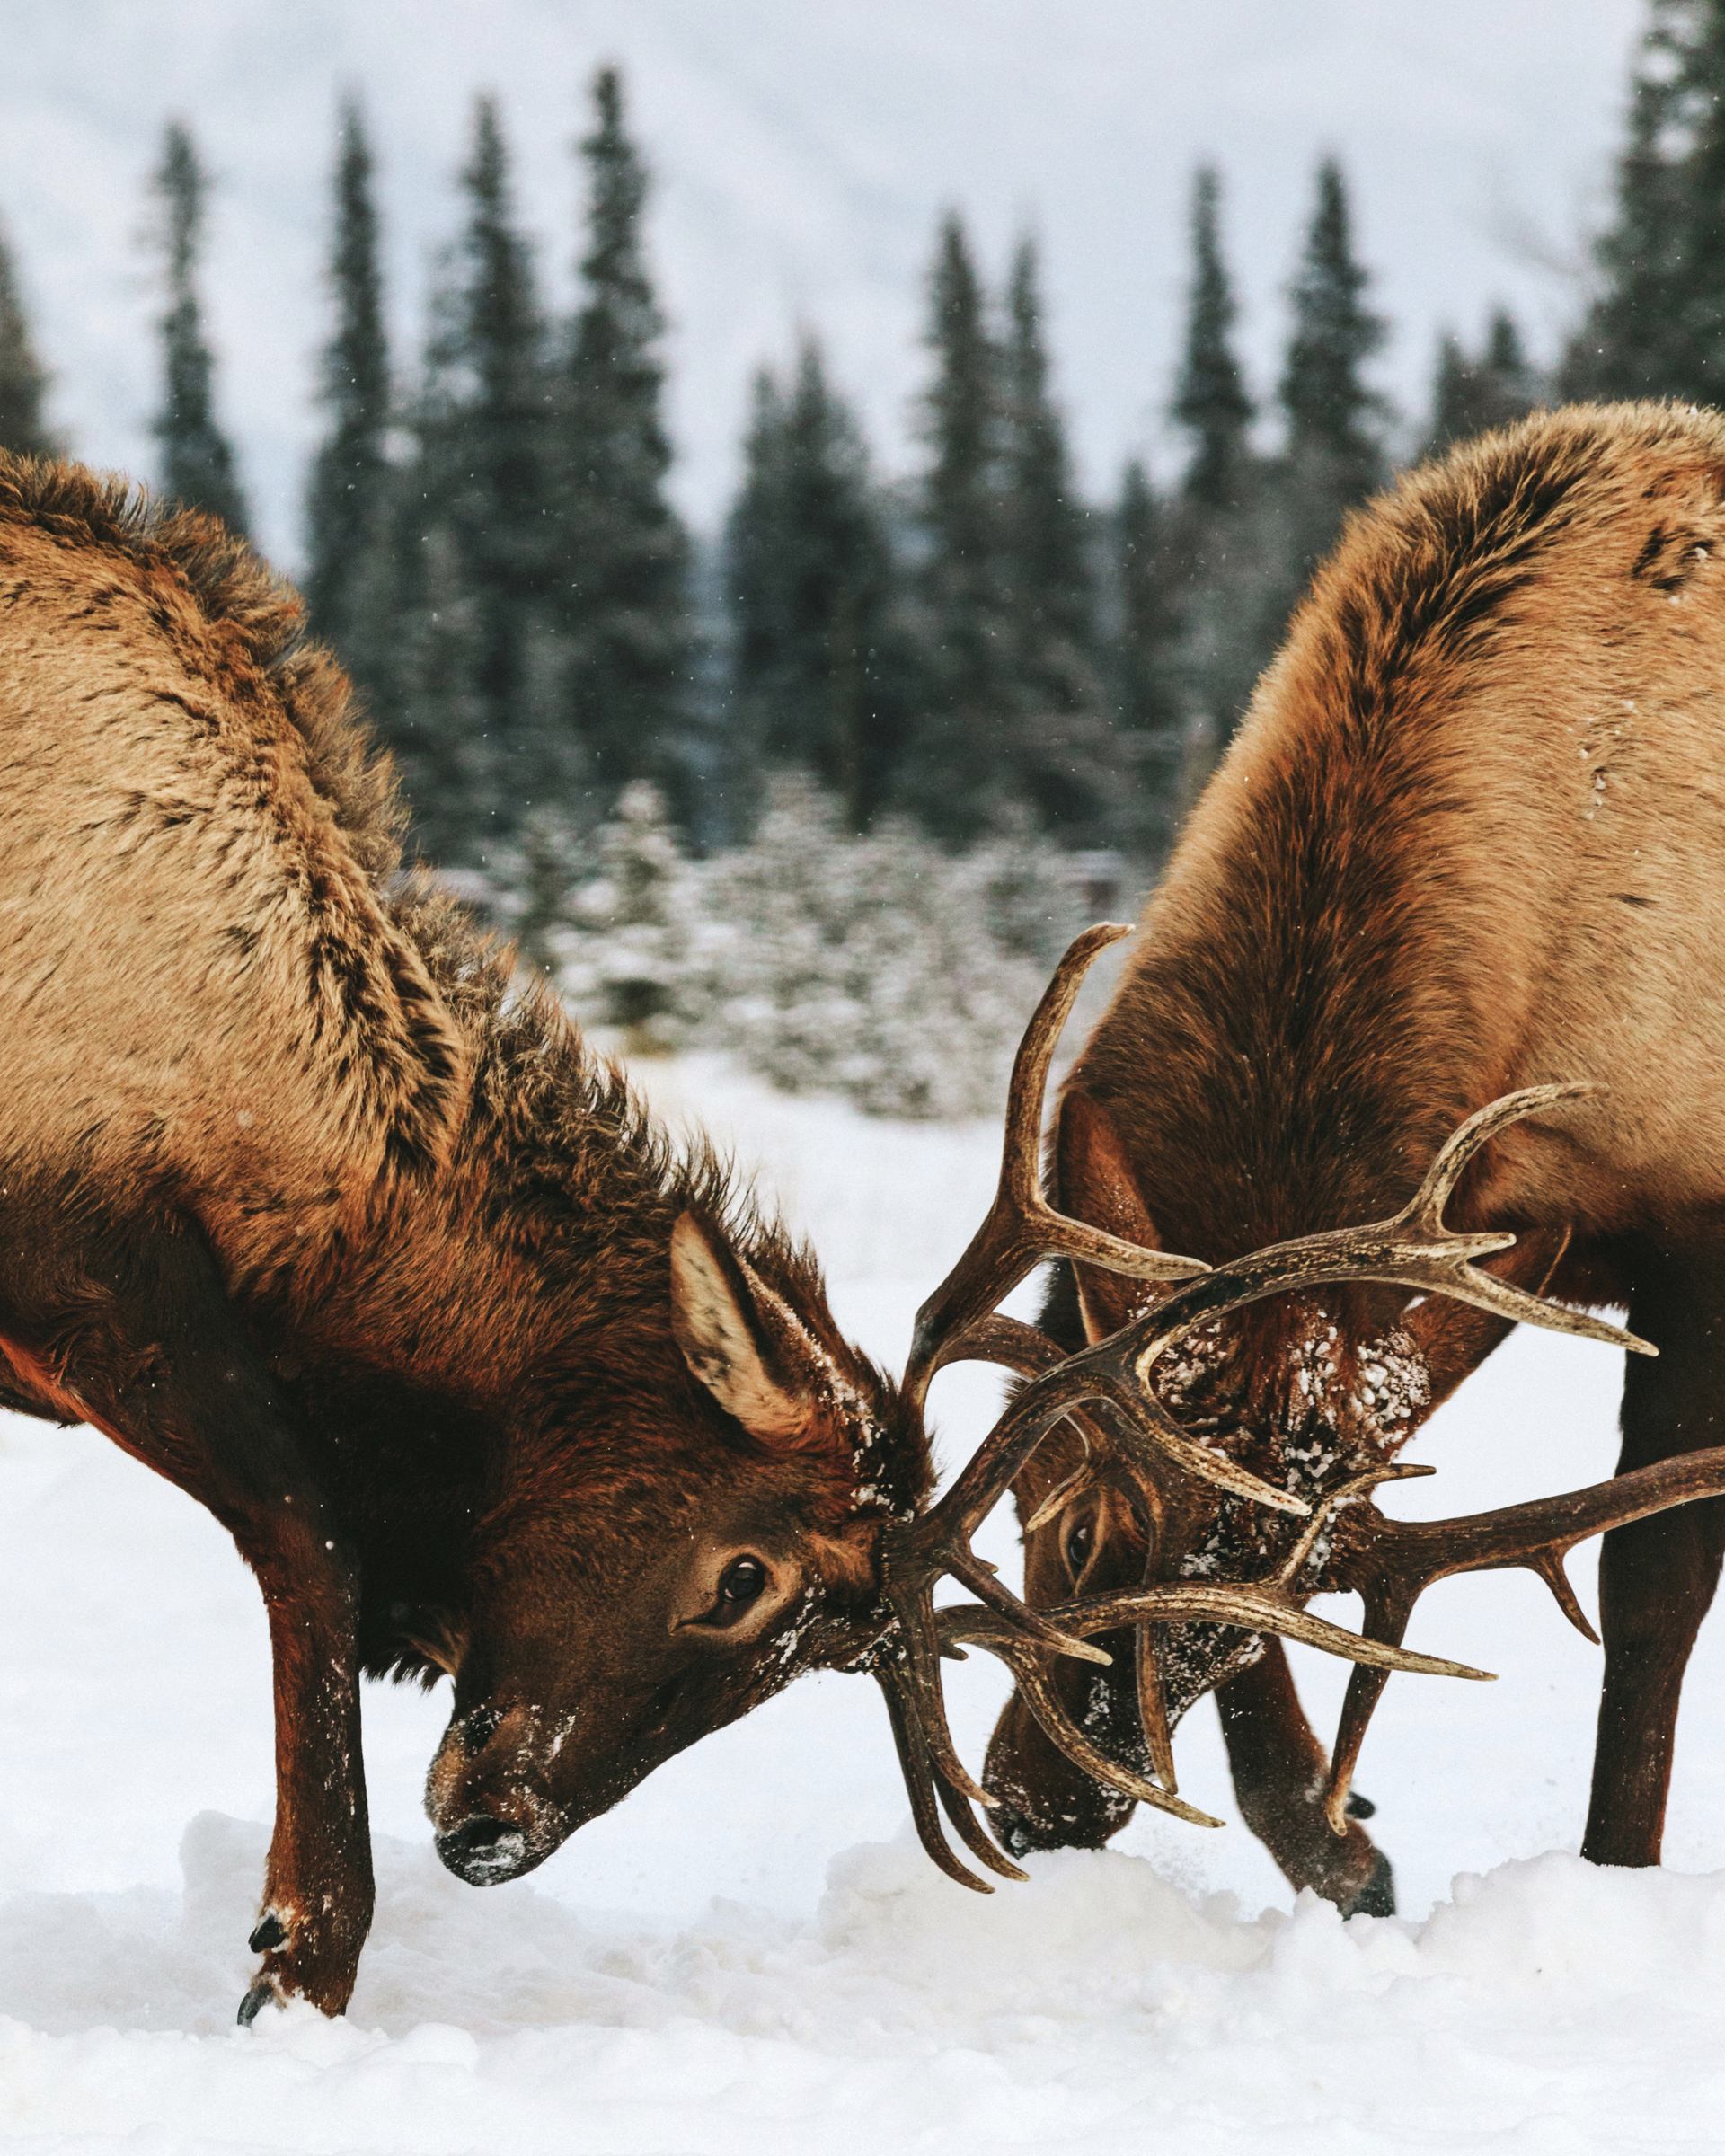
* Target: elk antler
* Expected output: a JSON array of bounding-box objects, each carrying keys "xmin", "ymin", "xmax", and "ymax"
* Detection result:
[
  {"xmin": 1309, "ymin": 1445, "xmax": 1725, "ymax": 1833},
  {"xmin": 869, "ymin": 931, "xmax": 1599, "ymax": 1889},
  {"xmin": 871, "ymin": 924, "xmax": 1710, "ymax": 1888},
  {"xmin": 871, "ymin": 926, "xmax": 1306, "ymax": 1863},
  {"xmin": 901, "ymin": 923, "xmax": 1208, "ymax": 1415}
]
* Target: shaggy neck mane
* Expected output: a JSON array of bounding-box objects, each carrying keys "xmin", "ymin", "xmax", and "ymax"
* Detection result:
[{"xmin": 1081, "ymin": 415, "xmax": 1612, "ymax": 1266}]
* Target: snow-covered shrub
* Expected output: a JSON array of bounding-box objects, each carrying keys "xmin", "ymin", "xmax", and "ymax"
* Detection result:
[
  {"xmin": 698, "ymin": 775, "xmax": 1048, "ymax": 1120},
  {"xmin": 552, "ymin": 781, "xmax": 705, "ymax": 1053},
  {"xmin": 959, "ymin": 800, "xmax": 1091, "ymax": 968}
]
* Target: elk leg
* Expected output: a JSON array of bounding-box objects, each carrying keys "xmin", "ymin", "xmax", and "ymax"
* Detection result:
[
  {"xmin": 0, "ymin": 1198, "xmax": 371, "ymax": 2016},
  {"xmin": 1583, "ymin": 1242, "xmax": 1725, "ymax": 1868},
  {"xmin": 1216, "ymin": 1641, "xmax": 1393, "ymax": 1914}
]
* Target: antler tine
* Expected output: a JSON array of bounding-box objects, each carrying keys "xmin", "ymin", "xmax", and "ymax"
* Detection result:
[
  {"xmin": 1315, "ymin": 1443, "xmax": 1725, "ymax": 1834},
  {"xmin": 926, "ymin": 1572, "xmax": 1491, "ymax": 1825},
  {"xmin": 1403, "ymin": 1084, "xmax": 1593, "ymax": 1236},
  {"xmin": 904, "ymin": 923, "xmax": 1207, "ymax": 1412},
  {"xmin": 1384, "ymin": 1084, "xmax": 1657, "ymax": 1356}
]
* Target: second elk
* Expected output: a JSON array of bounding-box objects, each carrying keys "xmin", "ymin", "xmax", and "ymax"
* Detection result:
[{"xmin": 969, "ymin": 402, "xmax": 1725, "ymax": 1911}]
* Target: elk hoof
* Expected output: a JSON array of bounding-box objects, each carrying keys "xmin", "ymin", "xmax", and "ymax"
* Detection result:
[
  {"xmin": 1344, "ymin": 1789, "xmax": 1376, "ymax": 1819},
  {"xmin": 236, "ymin": 1975, "xmax": 281, "ymax": 2027},
  {"xmin": 1340, "ymin": 1848, "xmax": 1395, "ymax": 1919}
]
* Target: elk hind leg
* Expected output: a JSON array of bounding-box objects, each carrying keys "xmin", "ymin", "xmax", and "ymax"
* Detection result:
[{"xmin": 1583, "ymin": 1244, "xmax": 1725, "ymax": 1869}]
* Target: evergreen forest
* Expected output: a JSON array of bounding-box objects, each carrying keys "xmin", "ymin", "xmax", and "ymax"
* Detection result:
[{"xmin": 0, "ymin": 3, "xmax": 1713, "ymax": 1110}]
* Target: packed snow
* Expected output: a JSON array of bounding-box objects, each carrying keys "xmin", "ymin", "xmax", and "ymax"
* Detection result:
[{"xmin": 0, "ymin": 1052, "xmax": 1721, "ymax": 2152}]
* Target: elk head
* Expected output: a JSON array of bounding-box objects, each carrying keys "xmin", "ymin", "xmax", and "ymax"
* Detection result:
[
  {"xmin": 865, "ymin": 926, "xmax": 1725, "ymax": 1886},
  {"xmin": 423, "ymin": 1207, "xmax": 929, "ymax": 1886}
]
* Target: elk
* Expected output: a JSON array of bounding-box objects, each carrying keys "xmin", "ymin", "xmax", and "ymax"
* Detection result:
[
  {"xmin": 4, "ymin": 438, "xmax": 1716, "ymax": 2027},
  {"xmin": 963, "ymin": 401, "xmax": 1725, "ymax": 1910},
  {"xmin": 0, "ymin": 453, "xmax": 1490, "ymax": 2023}
]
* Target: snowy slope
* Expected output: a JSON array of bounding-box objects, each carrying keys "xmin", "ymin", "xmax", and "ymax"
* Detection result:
[
  {"xmin": 0, "ymin": 0, "xmax": 1645, "ymax": 562},
  {"xmin": 0, "ymin": 1053, "xmax": 1723, "ymax": 2149}
]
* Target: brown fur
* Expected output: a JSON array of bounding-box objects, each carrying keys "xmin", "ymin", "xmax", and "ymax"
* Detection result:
[
  {"xmin": 986, "ymin": 402, "xmax": 1725, "ymax": 1905},
  {"xmin": 0, "ymin": 455, "xmax": 929, "ymax": 2016}
]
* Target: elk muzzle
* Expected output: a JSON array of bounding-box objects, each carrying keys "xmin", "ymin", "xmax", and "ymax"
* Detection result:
[{"xmin": 425, "ymin": 1701, "xmax": 572, "ymax": 1886}]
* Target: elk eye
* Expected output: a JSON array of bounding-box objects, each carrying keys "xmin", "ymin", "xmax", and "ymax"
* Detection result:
[
  {"xmin": 711, "ymin": 1555, "xmax": 768, "ymax": 1620},
  {"xmin": 1064, "ymin": 1518, "xmax": 1093, "ymax": 1577}
]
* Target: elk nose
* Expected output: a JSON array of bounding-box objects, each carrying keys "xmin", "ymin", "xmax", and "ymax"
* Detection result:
[{"xmin": 436, "ymin": 1813, "xmax": 530, "ymax": 1886}]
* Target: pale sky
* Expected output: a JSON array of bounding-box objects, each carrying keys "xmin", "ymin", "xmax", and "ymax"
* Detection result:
[{"xmin": 1, "ymin": 0, "xmax": 1648, "ymax": 565}]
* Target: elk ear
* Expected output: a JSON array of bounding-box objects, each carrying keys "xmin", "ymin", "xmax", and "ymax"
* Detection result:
[
  {"xmin": 1056, "ymin": 1090, "xmax": 1163, "ymax": 1346},
  {"xmin": 668, "ymin": 1211, "xmax": 814, "ymax": 1443}
]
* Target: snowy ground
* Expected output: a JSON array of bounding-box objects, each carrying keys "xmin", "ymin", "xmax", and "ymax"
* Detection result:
[{"xmin": 1, "ymin": 1052, "xmax": 1723, "ymax": 2152}]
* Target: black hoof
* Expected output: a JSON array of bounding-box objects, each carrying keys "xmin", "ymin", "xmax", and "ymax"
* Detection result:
[
  {"xmin": 249, "ymin": 1913, "xmax": 288, "ymax": 1953},
  {"xmin": 236, "ymin": 1977, "xmax": 279, "ymax": 2027},
  {"xmin": 1344, "ymin": 1789, "xmax": 1376, "ymax": 1820},
  {"xmin": 1340, "ymin": 1848, "xmax": 1396, "ymax": 1919}
]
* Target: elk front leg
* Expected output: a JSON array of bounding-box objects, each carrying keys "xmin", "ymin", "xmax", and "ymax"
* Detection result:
[
  {"xmin": 1583, "ymin": 1243, "xmax": 1725, "ymax": 1868},
  {"xmin": 0, "ymin": 1200, "xmax": 373, "ymax": 2016},
  {"xmin": 1216, "ymin": 1640, "xmax": 1393, "ymax": 1915}
]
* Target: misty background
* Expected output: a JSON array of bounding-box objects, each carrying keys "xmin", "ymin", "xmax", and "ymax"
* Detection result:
[{"xmin": 2, "ymin": 0, "xmax": 1642, "ymax": 565}]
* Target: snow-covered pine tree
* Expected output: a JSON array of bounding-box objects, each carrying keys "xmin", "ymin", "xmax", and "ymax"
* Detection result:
[
  {"xmin": 997, "ymin": 236, "xmax": 1117, "ymax": 843},
  {"xmin": 450, "ymin": 97, "xmax": 553, "ymax": 818},
  {"xmin": 723, "ymin": 337, "xmax": 907, "ymax": 827},
  {"xmin": 1111, "ymin": 459, "xmax": 1187, "ymax": 861},
  {"xmin": 149, "ymin": 122, "xmax": 250, "ymax": 535},
  {"xmin": 699, "ymin": 774, "xmax": 1043, "ymax": 1119},
  {"xmin": 1563, "ymin": 0, "xmax": 1723, "ymax": 403},
  {"xmin": 898, "ymin": 213, "xmax": 1015, "ymax": 841},
  {"xmin": 0, "ymin": 214, "xmax": 53, "ymax": 458},
  {"xmin": 1163, "ymin": 165, "xmax": 1281, "ymax": 785},
  {"xmin": 304, "ymin": 101, "xmax": 394, "ymax": 702},
  {"xmin": 1172, "ymin": 167, "xmax": 1254, "ymax": 516},
  {"xmin": 557, "ymin": 66, "xmax": 697, "ymax": 825},
  {"xmin": 510, "ymin": 804, "xmax": 584, "ymax": 980},
  {"xmin": 559, "ymin": 780, "xmax": 699, "ymax": 1053},
  {"xmin": 1256, "ymin": 157, "xmax": 1388, "ymax": 658},
  {"xmin": 1425, "ymin": 310, "xmax": 1542, "ymax": 456}
]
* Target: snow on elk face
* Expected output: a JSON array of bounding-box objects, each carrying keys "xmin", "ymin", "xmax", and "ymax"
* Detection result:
[
  {"xmin": 424, "ymin": 1210, "xmax": 926, "ymax": 1885},
  {"xmin": 985, "ymin": 1287, "xmax": 1434, "ymax": 1856}
]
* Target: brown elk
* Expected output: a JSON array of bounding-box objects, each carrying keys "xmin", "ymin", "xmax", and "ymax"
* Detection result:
[
  {"xmin": 0, "ymin": 453, "xmax": 1482, "ymax": 2023},
  {"xmin": 4, "ymin": 436, "xmax": 1717, "ymax": 2027},
  {"xmin": 969, "ymin": 401, "xmax": 1725, "ymax": 1911}
]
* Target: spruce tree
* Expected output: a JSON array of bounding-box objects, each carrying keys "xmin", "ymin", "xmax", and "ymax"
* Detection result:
[
  {"xmin": 1261, "ymin": 156, "xmax": 1387, "ymax": 644},
  {"xmin": 1564, "ymin": 1, "xmax": 1725, "ymax": 403},
  {"xmin": 723, "ymin": 340, "xmax": 905, "ymax": 826},
  {"xmin": 305, "ymin": 100, "xmax": 393, "ymax": 686},
  {"xmin": 899, "ymin": 212, "xmax": 1013, "ymax": 840},
  {"xmin": 451, "ymin": 96, "xmax": 551, "ymax": 797},
  {"xmin": 1171, "ymin": 168, "xmax": 1253, "ymax": 510},
  {"xmin": 1161, "ymin": 168, "xmax": 1278, "ymax": 791},
  {"xmin": 1278, "ymin": 157, "xmax": 1387, "ymax": 499},
  {"xmin": 385, "ymin": 102, "xmax": 549, "ymax": 869},
  {"xmin": 997, "ymin": 236, "xmax": 1116, "ymax": 839},
  {"xmin": 558, "ymin": 66, "xmax": 694, "ymax": 820},
  {"xmin": 1113, "ymin": 458, "xmax": 1185, "ymax": 858},
  {"xmin": 0, "ymin": 216, "xmax": 52, "ymax": 458},
  {"xmin": 150, "ymin": 123, "xmax": 249, "ymax": 535},
  {"xmin": 1425, "ymin": 309, "xmax": 1541, "ymax": 456}
]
